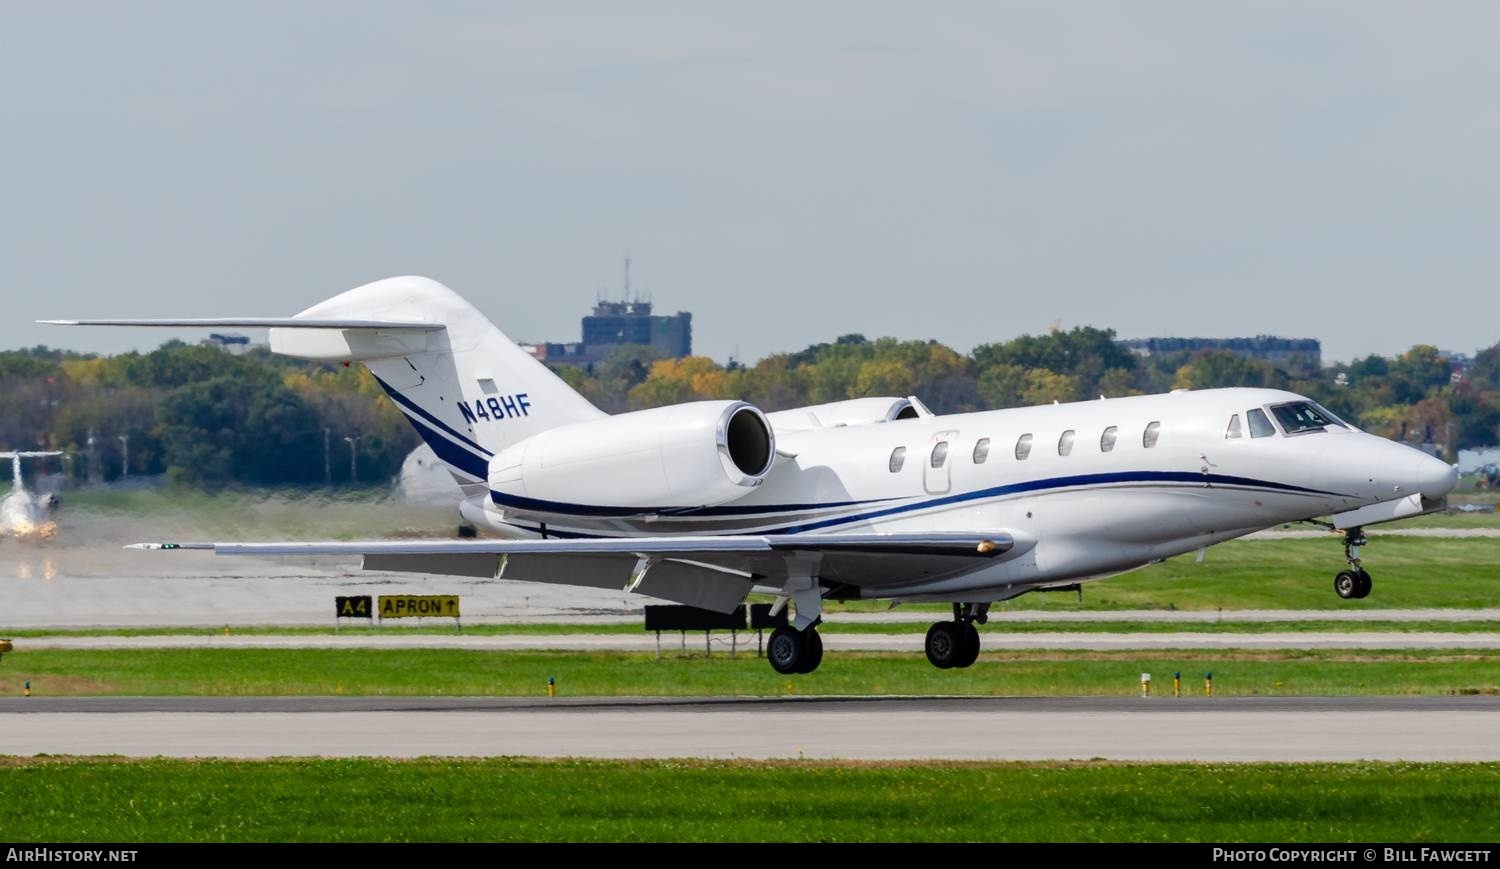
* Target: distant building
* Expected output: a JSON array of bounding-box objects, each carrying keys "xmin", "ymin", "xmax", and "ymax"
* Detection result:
[
  {"xmin": 1117, "ymin": 336, "xmax": 1321, "ymax": 369},
  {"xmin": 1442, "ymin": 351, "xmax": 1473, "ymax": 382},
  {"xmin": 523, "ymin": 299, "xmax": 692, "ymax": 366}
]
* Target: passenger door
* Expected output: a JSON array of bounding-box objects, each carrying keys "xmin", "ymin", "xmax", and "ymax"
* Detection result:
[{"xmin": 924, "ymin": 431, "xmax": 958, "ymax": 495}]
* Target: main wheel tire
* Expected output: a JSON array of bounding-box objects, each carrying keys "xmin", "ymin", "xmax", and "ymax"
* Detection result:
[
  {"xmin": 925, "ymin": 621, "xmax": 963, "ymax": 669},
  {"xmin": 1334, "ymin": 570, "xmax": 1359, "ymax": 600},
  {"xmin": 953, "ymin": 622, "xmax": 981, "ymax": 669},
  {"xmin": 767, "ymin": 626, "xmax": 805, "ymax": 675},
  {"xmin": 796, "ymin": 630, "xmax": 824, "ymax": 674},
  {"xmin": 1353, "ymin": 569, "xmax": 1373, "ymax": 599}
]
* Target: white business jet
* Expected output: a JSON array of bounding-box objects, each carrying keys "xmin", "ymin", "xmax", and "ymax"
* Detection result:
[
  {"xmin": 45, "ymin": 276, "xmax": 1458, "ymax": 674},
  {"xmin": 0, "ymin": 451, "xmax": 65, "ymax": 542}
]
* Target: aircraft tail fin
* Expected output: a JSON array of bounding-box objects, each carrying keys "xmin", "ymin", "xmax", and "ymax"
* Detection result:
[{"xmin": 41, "ymin": 276, "xmax": 605, "ymax": 488}]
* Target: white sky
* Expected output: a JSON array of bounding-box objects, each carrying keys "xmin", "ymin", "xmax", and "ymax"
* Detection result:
[{"xmin": 3, "ymin": 2, "xmax": 1498, "ymax": 364}]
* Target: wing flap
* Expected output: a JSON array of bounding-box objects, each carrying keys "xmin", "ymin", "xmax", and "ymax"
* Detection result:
[
  {"xmin": 363, "ymin": 552, "xmax": 500, "ymax": 578},
  {"xmin": 630, "ymin": 559, "xmax": 755, "ymax": 614},
  {"xmin": 500, "ymin": 554, "xmax": 635, "ymax": 590}
]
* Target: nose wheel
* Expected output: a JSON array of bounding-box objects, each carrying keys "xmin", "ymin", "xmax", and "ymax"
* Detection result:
[
  {"xmin": 1335, "ymin": 569, "xmax": 1372, "ymax": 600},
  {"xmin": 925, "ymin": 603, "xmax": 986, "ymax": 669},
  {"xmin": 1334, "ymin": 527, "xmax": 1372, "ymax": 600}
]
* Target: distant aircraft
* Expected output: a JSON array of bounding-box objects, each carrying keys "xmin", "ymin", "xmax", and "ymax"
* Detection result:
[
  {"xmin": 45, "ymin": 276, "xmax": 1459, "ymax": 673},
  {"xmin": 0, "ymin": 451, "xmax": 64, "ymax": 542}
]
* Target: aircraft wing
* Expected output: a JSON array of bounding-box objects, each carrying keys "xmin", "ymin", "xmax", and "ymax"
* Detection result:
[{"xmin": 127, "ymin": 532, "xmax": 1015, "ymax": 613}]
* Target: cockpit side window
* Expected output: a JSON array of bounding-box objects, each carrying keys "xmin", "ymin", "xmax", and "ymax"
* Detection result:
[
  {"xmin": 1312, "ymin": 402, "xmax": 1356, "ymax": 430},
  {"xmin": 1247, "ymin": 408, "xmax": 1276, "ymax": 438},
  {"xmin": 1226, "ymin": 414, "xmax": 1242, "ymax": 439},
  {"xmin": 1270, "ymin": 401, "xmax": 1336, "ymax": 435}
]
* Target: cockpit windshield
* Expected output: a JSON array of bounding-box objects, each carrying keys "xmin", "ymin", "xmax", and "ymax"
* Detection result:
[{"xmin": 1269, "ymin": 402, "xmax": 1339, "ymax": 435}]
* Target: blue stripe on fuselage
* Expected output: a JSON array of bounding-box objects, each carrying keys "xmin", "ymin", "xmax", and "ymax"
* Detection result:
[
  {"xmin": 772, "ymin": 471, "xmax": 1342, "ymax": 535},
  {"xmin": 489, "ymin": 470, "xmax": 1346, "ymax": 533},
  {"xmin": 372, "ymin": 375, "xmax": 493, "ymax": 459},
  {"xmin": 487, "ymin": 489, "xmax": 890, "ymax": 518},
  {"xmin": 400, "ymin": 411, "xmax": 490, "ymax": 479}
]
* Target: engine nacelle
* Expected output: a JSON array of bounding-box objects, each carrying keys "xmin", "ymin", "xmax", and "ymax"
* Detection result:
[
  {"xmin": 765, "ymin": 397, "xmax": 921, "ymax": 433},
  {"xmin": 488, "ymin": 400, "xmax": 775, "ymax": 513}
]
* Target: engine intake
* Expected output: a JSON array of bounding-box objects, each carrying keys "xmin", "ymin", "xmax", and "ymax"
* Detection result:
[{"xmin": 721, "ymin": 404, "xmax": 774, "ymax": 482}]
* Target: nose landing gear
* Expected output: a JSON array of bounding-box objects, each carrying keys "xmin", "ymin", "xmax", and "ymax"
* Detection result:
[
  {"xmin": 925, "ymin": 603, "xmax": 987, "ymax": 669},
  {"xmin": 1334, "ymin": 527, "xmax": 1372, "ymax": 600}
]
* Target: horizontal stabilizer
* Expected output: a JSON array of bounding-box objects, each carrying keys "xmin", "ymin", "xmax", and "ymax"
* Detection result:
[{"xmin": 39, "ymin": 318, "xmax": 442, "ymax": 330}]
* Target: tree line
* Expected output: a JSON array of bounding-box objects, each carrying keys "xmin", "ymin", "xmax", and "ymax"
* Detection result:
[
  {"xmin": 2, "ymin": 329, "xmax": 1496, "ymax": 487},
  {"xmin": 0, "ymin": 342, "xmax": 415, "ymax": 486}
]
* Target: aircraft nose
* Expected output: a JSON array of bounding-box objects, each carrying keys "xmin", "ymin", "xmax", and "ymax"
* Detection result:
[{"xmin": 1401, "ymin": 450, "xmax": 1459, "ymax": 500}]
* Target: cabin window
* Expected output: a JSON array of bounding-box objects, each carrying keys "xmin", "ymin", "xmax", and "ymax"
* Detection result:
[
  {"xmin": 1226, "ymin": 414, "xmax": 1242, "ymax": 439},
  {"xmin": 1247, "ymin": 408, "xmax": 1276, "ymax": 438},
  {"xmin": 1100, "ymin": 426, "xmax": 1118, "ymax": 452},
  {"xmin": 972, "ymin": 438, "xmax": 991, "ymax": 464},
  {"xmin": 1015, "ymin": 433, "xmax": 1033, "ymax": 460},
  {"xmin": 1058, "ymin": 429, "xmax": 1076, "ymax": 456},
  {"xmin": 889, "ymin": 446, "xmax": 907, "ymax": 472},
  {"xmin": 931, "ymin": 441, "xmax": 949, "ymax": 468},
  {"xmin": 1143, "ymin": 421, "xmax": 1161, "ymax": 448}
]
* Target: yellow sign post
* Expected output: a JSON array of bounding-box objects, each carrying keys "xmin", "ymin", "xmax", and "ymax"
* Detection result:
[{"xmin": 378, "ymin": 595, "xmax": 462, "ymax": 631}]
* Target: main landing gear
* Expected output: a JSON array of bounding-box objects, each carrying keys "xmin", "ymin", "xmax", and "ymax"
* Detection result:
[
  {"xmin": 767, "ymin": 625, "xmax": 823, "ymax": 675},
  {"xmin": 767, "ymin": 571, "xmax": 826, "ymax": 675},
  {"xmin": 1334, "ymin": 527, "xmax": 1372, "ymax": 600},
  {"xmin": 925, "ymin": 603, "xmax": 988, "ymax": 669}
]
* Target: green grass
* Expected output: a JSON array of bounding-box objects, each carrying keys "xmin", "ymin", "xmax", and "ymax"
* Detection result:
[
  {"xmin": 8, "ymin": 619, "xmax": 1500, "ymax": 638},
  {"xmin": 0, "ymin": 757, "xmax": 1495, "ymax": 842},
  {"xmin": 5, "ymin": 648, "xmax": 1499, "ymax": 697}
]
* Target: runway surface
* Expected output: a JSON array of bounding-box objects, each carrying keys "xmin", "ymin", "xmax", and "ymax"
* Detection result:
[
  {"xmin": 2, "ymin": 696, "xmax": 1496, "ymax": 761},
  {"xmin": 3, "ymin": 512, "xmax": 1494, "ymax": 628},
  {"xmin": 15, "ymin": 631, "xmax": 1500, "ymax": 651}
]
